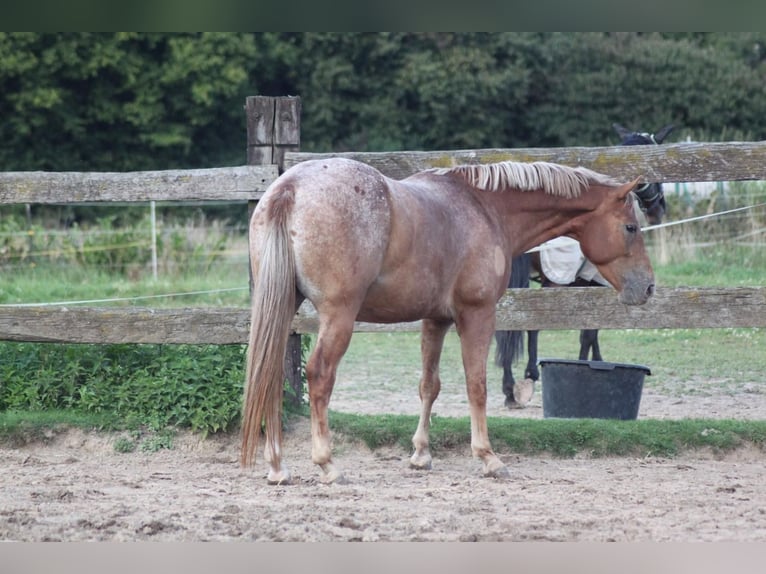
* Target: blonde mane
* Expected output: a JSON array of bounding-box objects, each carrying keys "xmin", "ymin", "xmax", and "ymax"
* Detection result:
[{"xmin": 431, "ymin": 161, "xmax": 620, "ymax": 198}]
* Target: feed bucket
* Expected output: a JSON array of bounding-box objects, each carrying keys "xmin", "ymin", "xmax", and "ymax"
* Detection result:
[{"xmin": 539, "ymin": 359, "xmax": 651, "ymax": 420}]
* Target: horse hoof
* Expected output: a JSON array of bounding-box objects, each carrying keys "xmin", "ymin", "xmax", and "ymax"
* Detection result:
[
  {"xmin": 409, "ymin": 457, "xmax": 433, "ymax": 471},
  {"xmin": 266, "ymin": 470, "xmax": 293, "ymax": 486},
  {"xmin": 484, "ymin": 464, "xmax": 511, "ymax": 480},
  {"xmin": 513, "ymin": 378, "xmax": 535, "ymax": 406},
  {"xmin": 321, "ymin": 473, "xmax": 347, "ymax": 485},
  {"xmin": 320, "ymin": 465, "xmax": 347, "ymax": 485}
]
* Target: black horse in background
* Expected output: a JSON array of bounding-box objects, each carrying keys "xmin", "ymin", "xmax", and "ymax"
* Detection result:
[{"xmin": 496, "ymin": 123, "xmax": 675, "ymax": 408}]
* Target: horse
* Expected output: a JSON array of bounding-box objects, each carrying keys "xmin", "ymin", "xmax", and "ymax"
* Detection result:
[
  {"xmin": 495, "ymin": 123, "xmax": 674, "ymax": 408},
  {"xmin": 241, "ymin": 157, "xmax": 655, "ymax": 484}
]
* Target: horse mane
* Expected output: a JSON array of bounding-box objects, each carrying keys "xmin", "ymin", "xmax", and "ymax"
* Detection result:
[{"xmin": 430, "ymin": 161, "xmax": 620, "ymax": 198}]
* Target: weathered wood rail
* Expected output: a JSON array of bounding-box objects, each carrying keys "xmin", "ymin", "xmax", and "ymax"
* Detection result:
[
  {"xmin": 1, "ymin": 287, "xmax": 764, "ymax": 344},
  {"xmin": 0, "ymin": 165, "xmax": 277, "ymax": 204},
  {"xmin": 1, "ymin": 95, "xmax": 765, "ymax": 346},
  {"xmin": 285, "ymin": 141, "xmax": 766, "ymax": 183},
  {"xmin": 3, "ymin": 141, "xmax": 766, "ymax": 205}
]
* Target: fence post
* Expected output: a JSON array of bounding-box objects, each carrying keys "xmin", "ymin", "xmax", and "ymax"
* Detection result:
[{"xmin": 245, "ymin": 95, "xmax": 303, "ymax": 408}]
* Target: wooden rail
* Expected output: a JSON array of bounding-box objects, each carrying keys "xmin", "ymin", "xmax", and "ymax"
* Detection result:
[
  {"xmin": 1, "ymin": 287, "xmax": 764, "ymax": 345},
  {"xmin": 2, "ymin": 141, "xmax": 766, "ymax": 206},
  {"xmin": 285, "ymin": 141, "xmax": 766, "ymax": 182},
  {"xmin": 0, "ymin": 165, "xmax": 277, "ymax": 204}
]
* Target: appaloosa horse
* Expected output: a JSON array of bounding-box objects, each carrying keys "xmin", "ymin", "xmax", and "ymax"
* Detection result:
[
  {"xmin": 242, "ymin": 157, "xmax": 654, "ymax": 484},
  {"xmin": 495, "ymin": 123, "xmax": 673, "ymax": 408}
]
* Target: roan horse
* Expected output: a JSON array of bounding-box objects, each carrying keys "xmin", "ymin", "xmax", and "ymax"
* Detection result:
[
  {"xmin": 242, "ymin": 157, "xmax": 655, "ymax": 484},
  {"xmin": 495, "ymin": 123, "xmax": 674, "ymax": 408}
]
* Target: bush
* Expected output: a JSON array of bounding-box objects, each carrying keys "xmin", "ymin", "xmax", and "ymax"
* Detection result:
[
  {"xmin": 0, "ymin": 339, "xmax": 310, "ymax": 435},
  {"xmin": 0, "ymin": 343, "xmax": 246, "ymax": 434}
]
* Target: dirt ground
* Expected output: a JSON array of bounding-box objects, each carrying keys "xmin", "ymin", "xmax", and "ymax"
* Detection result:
[{"xmin": 3, "ymin": 381, "xmax": 766, "ymax": 542}]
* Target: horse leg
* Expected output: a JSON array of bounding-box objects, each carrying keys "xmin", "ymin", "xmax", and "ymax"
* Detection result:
[
  {"xmin": 579, "ymin": 329, "xmax": 600, "ymax": 361},
  {"xmin": 511, "ymin": 329, "xmax": 538, "ymax": 406},
  {"xmin": 525, "ymin": 330, "xmax": 540, "ymax": 381},
  {"xmin": 591, "ymin": 330, "xmax": 603, "ymax": 361},
  {"xmin": 305, "ymin": 312, "xmax": 355, "ymax": 484},
  {"xmin": 458, "ymin": 308, "xmax": 509, "ymax": 479},
  {"xmin": 502, "ymin": 367, "xmax": 517, "ymax": 409},
  {"xmin": 264, "ymin": 437, "xmax": 291, "ymax": 485},
  {"xmin": 410, "ymin": 319, "xmax": 452, "ymax": 471},
  {"xmin": 500, "ymin": 253, "xmax": 534, "ymax": 408},
  {"xmin": 502, "ymin": 327, "xmax": 540, "ymax": 408}
]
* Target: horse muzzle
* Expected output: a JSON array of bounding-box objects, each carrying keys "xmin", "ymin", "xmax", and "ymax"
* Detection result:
[{"xmin": 617, "ymin": 271, "xmax": 655, "ymax": 305}]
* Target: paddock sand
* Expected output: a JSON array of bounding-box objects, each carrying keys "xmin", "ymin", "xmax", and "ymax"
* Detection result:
[{"xmin": 3, "ymin": 382, "xmax": 766, "ymax": 542}]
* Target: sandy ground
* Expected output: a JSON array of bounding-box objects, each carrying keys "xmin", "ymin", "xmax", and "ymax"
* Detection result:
[{"xmin": 3, "ymin": 380, "xmax": 766, "ymax": 542}]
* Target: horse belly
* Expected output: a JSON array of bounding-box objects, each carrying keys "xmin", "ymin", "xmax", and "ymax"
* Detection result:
[{"xmin": 355, "ymin": 271, "xmax": 453, "ymax": 324}]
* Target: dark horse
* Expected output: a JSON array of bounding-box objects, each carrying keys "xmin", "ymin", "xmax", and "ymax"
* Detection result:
[
  {"xmin": 495, "ymin": 123, "xmax": 674, "ymax": 408},
  {"xmin": 242, "ymin": 157, "xmax": 654, "ymax": 484}
]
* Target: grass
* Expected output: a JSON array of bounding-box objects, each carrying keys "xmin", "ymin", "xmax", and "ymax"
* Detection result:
[
  {"xmin": 328, "ymin": 412, "xmax": 766, "ymax": 458},
  {"xmin": 5, "ymin": 407, "xmax": 764, "ymax": 460},
  {"xmin": 0, "ymin": 261, "xmax": 250, "ymax": 307}
]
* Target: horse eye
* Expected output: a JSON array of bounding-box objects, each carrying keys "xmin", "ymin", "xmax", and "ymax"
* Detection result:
[{"xmin": 625, "ymin": 224, "xmax": 638, "ymax": 233}]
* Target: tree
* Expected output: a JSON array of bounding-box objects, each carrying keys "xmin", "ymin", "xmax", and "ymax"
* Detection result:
[
  {"xmin": 0, "ymin": 33, "xmax": 257, "ymax": 171},
  {"xmin": 525, "ymin": 33, "xmax": 766, "ymax": 145}
]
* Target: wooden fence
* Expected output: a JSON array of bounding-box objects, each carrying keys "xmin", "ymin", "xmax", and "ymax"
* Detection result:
[{"xmin": 2, "ymin": 95, "xmax": 766, "ymax": 346}]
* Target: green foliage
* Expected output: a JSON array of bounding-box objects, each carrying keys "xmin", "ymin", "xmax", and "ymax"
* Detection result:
[
  {"xmin": 0, "ymin": 343, "xmax": 246, "ymax": 435},
  {"xmin": 524, "ymin": 33, "xmax": 766, "ymax": 146},
  {"xmin": 0, "ymin": 32, "xmax": 256, "ymax": 171},
  {"xmin": 283, "ymin": 334, "xmax": 313, "ymax": 410},
  {"xmin": 254, "ymin": 32, "xmax": 766, "ymax": 151},
  {"xmin": 139, "ymin": 429, "xmax": 175, "ymax": 452},
  {"xmin": 0, "ymin": 335, "xmax": 309, "ymax": 437},
  {"xmin": 113, "ymin": 436, "xmax": 137, "ymax": 453},
  {"xmin": 2, "ymin": 32, "xmax": 765, "ymax": 231}
]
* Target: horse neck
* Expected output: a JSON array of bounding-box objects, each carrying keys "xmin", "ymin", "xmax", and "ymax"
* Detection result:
[{"xmin": 487, "ymin": 186, "xmax": 605, "ymax": 256}]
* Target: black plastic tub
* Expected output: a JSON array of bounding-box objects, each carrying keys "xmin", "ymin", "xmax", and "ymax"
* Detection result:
[{"xmin": 539, "ymin": 359, "xmax": 651, "ymax": 420}]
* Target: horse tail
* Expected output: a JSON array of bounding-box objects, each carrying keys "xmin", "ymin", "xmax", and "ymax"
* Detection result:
[
  {"xmin": 494, "ymin": 253, "xmax": 531, "ymax": 368},
  {"xmin": 240, "ymin": 187, "xmax": 297, "ymax": 469}
]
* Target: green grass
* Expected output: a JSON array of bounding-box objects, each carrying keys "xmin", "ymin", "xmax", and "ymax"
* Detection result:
[
  {"xmin": 328, "ymin": 412, "xmax": 766, "ymax": 458},
  {"xmin": 0, "ymin": 261, "xmax": 250, "ymax": 307},
  {"xmin": 652, "ymin": 246, "xmax": 766, "ymax": 287},
  {"xmin": 6, "ymin": 407, "xmax": 762, "ymax": 460}
]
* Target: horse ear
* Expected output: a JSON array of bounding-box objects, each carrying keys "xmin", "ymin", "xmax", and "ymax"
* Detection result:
[
  {"xmin": 654, "ymin": 124, "xmax": 675, "ymax": 143},
  {"xmin": 613, "ymin": 123, "xmax": 632, "ymax": 140},
  {"xmin": 618, "ymin": 177, "xmax": 644, "ymax": 200}
]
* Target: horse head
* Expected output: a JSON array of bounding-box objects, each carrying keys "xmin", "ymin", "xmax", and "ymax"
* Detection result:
[
  {"xmin": 576, "ymin": 176, "xmax": 655, "ymax": 305},
  {"xmin": 613, "ymin": 123, "xmax": 674, "ymax": 226}
]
